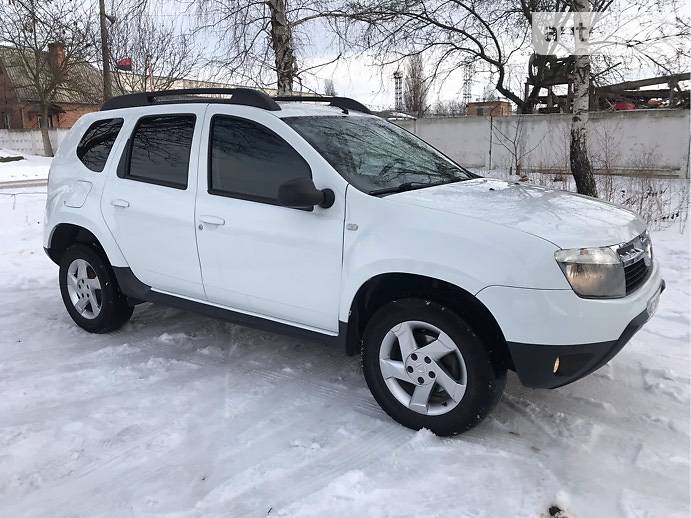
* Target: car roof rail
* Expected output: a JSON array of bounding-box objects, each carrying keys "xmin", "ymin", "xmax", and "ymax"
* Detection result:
[
  {"xmin": 100, "ymin": 88, "xmax": 281, "ymax": 111},
  {"xmin": 273, "ymin": 95, "xmax": 372, "ymax": 114}
]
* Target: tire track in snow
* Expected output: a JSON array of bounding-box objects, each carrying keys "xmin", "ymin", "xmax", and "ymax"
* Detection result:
[
  {"xmin": 0, "ymin": 371, "xmax": 332, "ymax": 515},
  {"xmin": 196, "ymin": 422, "xmax": 411, "ymax": 517},
  {"xmin": 0, "ymin": 345, "xmax": 372, "ymax": 516},
  {"xmin": 498, "ymin": 392, "xmax": 688, "ymax": 509}
]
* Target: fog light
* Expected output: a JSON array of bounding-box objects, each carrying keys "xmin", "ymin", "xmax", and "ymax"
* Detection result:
[{"xmin": 553, "ymin": 356, "xmax": 560, "ymax": 374}]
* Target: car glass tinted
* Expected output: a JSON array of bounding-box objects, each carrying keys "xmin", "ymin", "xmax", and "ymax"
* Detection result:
[
  {"xmin": 127, "ymin": 115, "xmax": 195, "ymax": 188},
  {"xmin": 210, "ymin": 116, "xmax": 311, "ymax": 202},
  {"xmin": 77, "ymin": 118, "xmax": 124, "ymax": 172},
  {"xmin": 284, "ymin": 116, "xmax": 475, "ymax": 193}
]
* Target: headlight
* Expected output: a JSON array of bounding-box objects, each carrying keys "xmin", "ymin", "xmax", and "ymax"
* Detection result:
[{"xmin": 555, "ymin": 247, "xmax": 626, "ymax": 298}]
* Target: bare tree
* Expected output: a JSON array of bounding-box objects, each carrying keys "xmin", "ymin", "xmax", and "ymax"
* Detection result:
[
  {"xmin": 108, "ymin": 8, "xmax": 200, "ymax": 93},
  {"xmin": 430, "ymin": 100, "xmax": 448, "ymax": 117},
  {"xmin": 337, "ymin": 1, "xmax": 536, "ymax": 110},
  {"xmin": 336, "ymin": 0, "xmax": 688, "ymax": 197},
  {"xmin": 549, "ymin": 0, "xmax": 687, "ymax": 196},
  {"xmin": 324, "ymin": 78, "xmax": 337, "ymax": 95},
  {"xmin": 491, "ymin": 115, "xmax": 543, "ymax": 177},
  {"xmin": 403, "ymin": 54, "xmax": 429, "ymax": 117},
  {"xmin": 194, "ymin": 0, "xmax": 342, "ymax": 94},
  {"xmin": 569, "ymin": 0, "xmax": 598, "ymax": 196},
  {"xmin": 0, "ymin": 0, "xmax": 97, "ymax": 155},
  {"xmin": 430, "ymin": 99, "xmax": 466, "ymax": 117}
]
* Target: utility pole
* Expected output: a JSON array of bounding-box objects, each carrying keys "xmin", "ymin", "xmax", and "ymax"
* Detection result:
[{"xmin": 99, "ymin": 0, "xmax": 113, "ymax": 101}]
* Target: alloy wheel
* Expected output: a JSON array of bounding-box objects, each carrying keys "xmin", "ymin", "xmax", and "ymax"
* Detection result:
[
  {"xmin": 378, "ymin": 320, "xmax": 467, "ymax": 416},
  {"xmin": 65, "ymin": 258, "xmax": 102, "ymax": 319}
]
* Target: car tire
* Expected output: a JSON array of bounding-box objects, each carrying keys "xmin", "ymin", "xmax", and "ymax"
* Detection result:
[
  {"xmin": 361, "ymin": 298, "xmax": 505, "ymax": 436},
  {"xmin": 59, "ymin": 244, "xmax": 134, "ymax": 333}
]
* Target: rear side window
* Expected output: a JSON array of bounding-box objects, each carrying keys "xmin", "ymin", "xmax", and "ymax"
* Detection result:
[
  {"xmin": 77, "ymin": 118, "xmax": 123, "ymax": 172},
  {"xmin": 209, "ymin": 116, "xmax": 311, "ymax": 203},
  {"xmin": 123, "ymin": 114, "xmax": 196, "ymax": 189}
]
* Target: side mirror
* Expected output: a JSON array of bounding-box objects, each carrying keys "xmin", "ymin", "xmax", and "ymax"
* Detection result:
[{"xmin": 277, "ymin": 177, "xmax": 335, "ymax": 209}]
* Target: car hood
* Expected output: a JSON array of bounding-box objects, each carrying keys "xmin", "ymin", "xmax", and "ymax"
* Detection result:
[{"xmin": 390, "ymin": 178, "xmax": 645, "ymax": 249}]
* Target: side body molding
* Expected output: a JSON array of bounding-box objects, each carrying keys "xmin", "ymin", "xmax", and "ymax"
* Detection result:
[{"xmin": 112, "ymin": 267, "xmax": 348, "ymax": 349}]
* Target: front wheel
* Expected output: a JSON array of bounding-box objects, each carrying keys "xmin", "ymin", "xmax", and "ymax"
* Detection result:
[
  {"xmin": 361, "ymin": 298, "xmax": 505, "ymax": 436},
  {"xmin": 59, "ymin": 244, "xmax": 133, "ymax": 333}
]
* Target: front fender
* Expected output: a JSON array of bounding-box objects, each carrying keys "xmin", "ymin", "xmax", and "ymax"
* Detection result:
[{"xmin": 340, "ymin": 187, "xmax": 568, "ymax": 321}]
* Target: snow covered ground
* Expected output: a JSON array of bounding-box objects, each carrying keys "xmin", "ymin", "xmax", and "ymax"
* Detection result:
[
  {"xmin": 0, "ymin": 149, "xmax": 51, "ymax": 183},
  {"xmin": 0, "ymin": 187, "xmax": 689, "ymax": 518}
]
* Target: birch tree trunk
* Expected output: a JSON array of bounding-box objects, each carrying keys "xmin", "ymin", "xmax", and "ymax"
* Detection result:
[
  {"xmin": 39, "ymin": 104, "xmax": 54, "ymax": 157},
  {"xmin": 267, "ymin": 0, "xmax": 296, "ymax": 95},
  {"xmin": 569, "ymin": 0, "xmax": 598, "ymax": 197}
]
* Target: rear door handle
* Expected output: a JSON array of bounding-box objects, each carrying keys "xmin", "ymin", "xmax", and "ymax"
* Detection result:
[
  {"xmin": 111, "ymin": 198, "xmax": 130, "ymax": 208},
  {"xmin": 199, "ymin": 215, "xmax": 225, "ymax": 226}
]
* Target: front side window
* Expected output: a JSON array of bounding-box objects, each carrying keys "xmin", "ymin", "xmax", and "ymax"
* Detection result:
[
  {"xmin": 284, "ymin": 116, "xmax": 476, "ymax": 194},
  {"xmin": 209, "ymin": 116, "xmax": 311, "ymax": 204},
  {"xmin": 77, "ymin": 118, "xmax": 124, "ymax": 172},
  {"xmin": 124, "ymin": 115, "xmax": 196, "ymax": 189}
]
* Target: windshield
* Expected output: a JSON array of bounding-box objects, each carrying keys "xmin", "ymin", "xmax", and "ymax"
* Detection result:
[{"xmin": 283, "ymin": 116, "xmax": 477, "ymax": 194}]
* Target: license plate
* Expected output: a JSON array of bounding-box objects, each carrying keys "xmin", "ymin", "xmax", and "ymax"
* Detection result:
[{"xmin": 646, "ymin": 288, "xmax": 661, "ymax": 317}]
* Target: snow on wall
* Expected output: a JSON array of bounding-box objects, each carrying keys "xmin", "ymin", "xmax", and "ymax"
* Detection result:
[
  {"xmin": 0, "ymin": 128, "xmax": 70, "ymax": 157},
  {"xmin": 397, "ymin": 109, "xmax": 690, "ymax": 178}
]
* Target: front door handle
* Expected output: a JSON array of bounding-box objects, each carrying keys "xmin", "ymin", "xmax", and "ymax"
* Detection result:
[
  {"xmin": 199, "ymin": 215, "xmax": 225, "ymax": 226},
  {"xmin": 111, "ymin": 198, "xmax": 130, "ymax": 208}
]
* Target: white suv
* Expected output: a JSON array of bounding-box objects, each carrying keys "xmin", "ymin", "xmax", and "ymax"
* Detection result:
[{"xmin": 44, "ymin": 88, "xmax": 664, "ymax": 435}]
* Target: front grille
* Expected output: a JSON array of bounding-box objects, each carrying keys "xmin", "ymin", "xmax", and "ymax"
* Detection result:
[
  {"xmin": 624, "ymin": 256, "xmax": 651, "ymax": 294},
  {"xmin": 619, "ymin": 232, "xmax": 653, "ymax": 294}
]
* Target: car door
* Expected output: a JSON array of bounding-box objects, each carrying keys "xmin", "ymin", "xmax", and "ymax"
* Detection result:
[
  {"xmin": 101, "ymin": 106, "xmax": 206, "ymax": 299},
  {"xmin": 195, "ymin": 106, "xmax": 346, "ymax": 333}
]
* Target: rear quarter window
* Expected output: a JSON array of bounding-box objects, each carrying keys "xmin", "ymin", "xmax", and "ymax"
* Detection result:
[{"xmin": 76, "ymin": 118, "xmax": 124, "ymax": 172}]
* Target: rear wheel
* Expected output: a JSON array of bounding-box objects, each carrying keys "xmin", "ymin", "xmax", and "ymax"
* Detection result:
[
  {"xmin": 362, "ymin": 298, "xmax": 505, "ymax": 435},
  {"xmin": 59, "ymin": 244, "xmax": 133, "ymax": 333}
]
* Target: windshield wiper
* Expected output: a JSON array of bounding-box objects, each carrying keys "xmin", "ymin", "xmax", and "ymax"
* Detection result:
[
  {"xmin": 369, "ymin": 179, "xmax": 462, "ymax": 196},
  {"xmin": 369, "ymin": 181, "xmax": 432, "ymax": 196}
]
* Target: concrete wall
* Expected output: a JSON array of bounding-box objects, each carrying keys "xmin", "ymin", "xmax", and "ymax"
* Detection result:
[
  {"xmin": 397, "ymin": 109, "xmax": 690, "ymax": 178},
  {"xmin": 0, "ymin": 128, "xmax": 70, "ymax": 156},
  {"xmin": 2, "ymin": 109, "xmax": 689, "ymax": 172}
]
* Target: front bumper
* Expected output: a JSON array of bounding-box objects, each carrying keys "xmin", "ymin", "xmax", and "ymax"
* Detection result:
[
  {"xmin": 507, "ymin": 279, "xmax": 665, "ymax": 388},
  {"xmin": 476, "ymin": 258, "xmax": 663, "ymax": 345}
]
